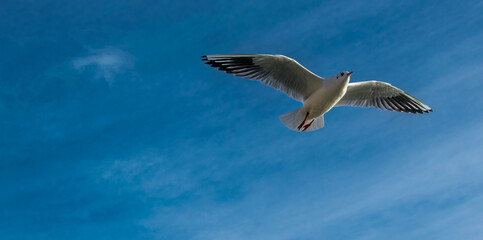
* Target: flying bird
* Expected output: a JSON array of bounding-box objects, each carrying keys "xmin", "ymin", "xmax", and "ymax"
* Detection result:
[{"xmin": 202, "ymin": 54, "xmax": 432, "ymax": 132}]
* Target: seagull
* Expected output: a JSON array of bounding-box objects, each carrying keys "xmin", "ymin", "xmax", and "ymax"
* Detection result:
[{"xmin": 202, "ymin": 54, "xmax": 432, "ymax": 132}]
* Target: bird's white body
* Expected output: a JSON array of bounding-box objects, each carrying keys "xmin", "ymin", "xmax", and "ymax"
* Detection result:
[
  {"xmin": 303, "ymin": 74, "xmax": 350, "ymax": 119},
  {"xmin": 202, "ymin": 54, "xmax": 432, "ymax": 132}
]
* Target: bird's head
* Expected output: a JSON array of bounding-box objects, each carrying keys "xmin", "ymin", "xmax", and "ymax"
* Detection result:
[{"xmin": 330, "ymin": 71, "xmax": 353, "ymax": 82}]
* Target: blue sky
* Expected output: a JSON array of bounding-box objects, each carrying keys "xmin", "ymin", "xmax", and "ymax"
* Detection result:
[{"xmin": 1, "ymin": 0, "xmax": 482, "ymax": 239}]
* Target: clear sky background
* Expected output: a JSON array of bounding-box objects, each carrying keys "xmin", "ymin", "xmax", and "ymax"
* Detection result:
[{"xmin": 1, "ymin": 0, "xmax": 482, "ymax": 239}]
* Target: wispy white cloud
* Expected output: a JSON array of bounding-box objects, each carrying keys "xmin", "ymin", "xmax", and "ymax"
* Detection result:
[
  {"xmin": 72, "ymin": 48, "xmax": 134, "ymax": 84},
  {"xmin": 102, "ymin": 150, "xmax": 194, "ymax": 198},
  {"xmin": 137, "ymin": 120, "xmax": 482, "ymax": 240}
]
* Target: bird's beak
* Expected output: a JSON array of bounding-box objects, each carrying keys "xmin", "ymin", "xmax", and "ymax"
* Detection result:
[{"xmin": 348, "ymin": 71, "xmax": 353, "ymax": 76}]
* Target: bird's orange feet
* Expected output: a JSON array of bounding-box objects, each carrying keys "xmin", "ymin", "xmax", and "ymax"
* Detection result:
[
  {"xmin": 301, "ymin": 119, "xmax": 315, "ymax": 132},
  {"xmin": 297, "ymin": 112, "xmax": 309, "ymax": 131}
]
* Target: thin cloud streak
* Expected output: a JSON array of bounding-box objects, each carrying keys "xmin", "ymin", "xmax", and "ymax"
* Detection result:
[
  {"xmin": 72, "ymin": 48, "xmax": 134, "ymax": 84},
  {"xmin": 139, "ymin": 120, "xmax": 482, "ymax": 240}
]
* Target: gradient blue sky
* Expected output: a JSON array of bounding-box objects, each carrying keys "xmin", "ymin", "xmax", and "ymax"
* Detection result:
[{"xmin": 1, "ymin": 0, "xmax": 482, "ymax": 239}]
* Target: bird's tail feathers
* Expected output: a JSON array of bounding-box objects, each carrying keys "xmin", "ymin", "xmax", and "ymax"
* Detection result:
[
  {"xmin": 304, "ymin": 115, "xmax": 325, "ymax": 132},
  {"xmin": 279, "ymin": 108, "xmax": 325, "ymax": 132}
]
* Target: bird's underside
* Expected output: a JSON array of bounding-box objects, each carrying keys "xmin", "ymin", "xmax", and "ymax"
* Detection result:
[{"xmin": 202, "ymin": 54, "xmax": 432, "ymax": 132}]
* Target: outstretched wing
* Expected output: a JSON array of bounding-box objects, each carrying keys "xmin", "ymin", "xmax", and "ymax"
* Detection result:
[
  {"xmin": 202, "ymin": 54, "xmax": 323, "ymax": 102},
  {"xmin": 335, "ymin": 81, "xmax": 432, "ymax": 114}
]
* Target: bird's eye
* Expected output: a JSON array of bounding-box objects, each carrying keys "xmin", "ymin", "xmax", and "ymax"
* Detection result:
[{"xmin": 341, "ymin": 72, "xmax": 344, "ymax": 76}]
